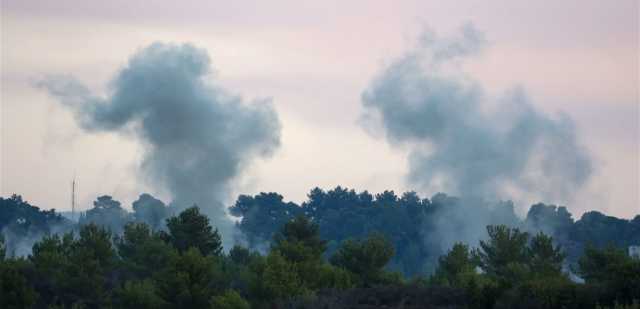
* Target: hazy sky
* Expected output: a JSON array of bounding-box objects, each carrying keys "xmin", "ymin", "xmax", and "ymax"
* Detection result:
[{"xmin": 1, "ymin": 0, "xmax": 638, "ymax": 218}]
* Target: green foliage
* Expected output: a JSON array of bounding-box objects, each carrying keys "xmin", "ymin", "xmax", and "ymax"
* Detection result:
[
  {"xmin": 578, "ymin": 245, "xmax": 640, "ymax": 304},
  {"xmin": 229, "ymin": 193, "xmax": 303, "ymax": 248},
  {"xmin": 76, "ymin": 223, "xmax": 117, "ymax": 268},
  {"xmin": 492, "ymin": 276, "xmax": 583, "ymax": 309},
  {"xmin": 473, "ymin": 225, "xmax": 530, "ymax": 283},
  {"xmin": 234, "ymin": 188, "xmax": 524, "ymax": 277},
  {"xmin": 114, "ymin": 279, "xmax": 167, "ymax": 309},
  {"xmin": 2, "ymin": 188, "xmax": 637, "ymax": 278},
  {"xmin": 578, "ymin": 245, "xmax": 631, "ymax": 282},
  {"xmin": 165, "ymin": 206, "xmax": 223, "ymax": 256},
  {"xmin": 461, "ymin": 226, "xmax": 585, "ymax": 308},
  {"xmin": 155, "ymin": 247, "xmax": 220, "ymax": 308},
  {"xmin": 116, "ymin": 222, "xmax": 176, "ymax": 280},
  {"xmin": 273, "ymin": 215, "xmax": 326, "ymax": 263},
  {"xmin": 229, "ymin": 245, "xmax": 252, "ymax": 265},
  {"xmin": 210, "ymin": 290, "xmax": 250, "ymax": 309},
  {"xmin": 432, "ymin": 243, "xmax": 477, "ymax": 287},
  {"xmin": 313, "ymin": 263, "xmax": 355, "ymax": 290},
  {"xmin": 29, "ymin": 224, "xmax": 116, "ymax": 307},
  {"xmin": 232, "ymin": 188, "xmax": 640, "ymax": 278},
  {"xmin": 0, "ymin": 258, "xmax": 38, "ymax": 309},
  {"xmin": 1, "ymin": 192, "xmax": 638, "ymax": 308},
  {"xmin": 330, "ymin": 233, "xmax": 396, "ymax": 286},
  {"xmin": 260, "ymin": 251, "xmax": 307, "ymax": 300},
  {"xmin": 528, "ymin": 232, "xmax": 565, "ymax": 278}
]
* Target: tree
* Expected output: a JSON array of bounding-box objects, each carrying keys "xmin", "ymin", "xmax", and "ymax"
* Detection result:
[
  {"xmin": 113, "ymin": 280, "xmax": 167, "ymax": 309},
  {"xmin": 0, "ymin": 258, "xmax": 38, "ymax": 309},
  {"xmin": 578, "ymin": 245, "xmax": 629, "ymax": 283},
  {"xmin": 260, "ymin": 251, "xmax": 306, "ymax": 300},
  {"xmin": 272, "ymin": 215, "xmax": 326, "ymax": 263},
  {"xmin": 528, "ymin": 232, "xmax": 565, "ymax": 278},
  {"xmin": 233, "ymin": 187, "xmax": 530, "ymax": 277},
  {"xmin": 80, "ymin": 195, "xmax": 130, "ymax": 234},
  {"xmin": 155, "ymin": 247, "xmax": 219, "ymax": 308},
  {"xmin": 229, "ymin": 193, "xmax": 301, "ymax": 248},
  {"xmin": 69, "ymin": 224, "xmax": 117, "ymax": 307},
  {"xmin": 29, "ymin": 233, "xmax": 73, "ymax": 305},
  {"xmin": 29, "ymin": 224, "xmax": 116, "ymax": 307},
  {"xmin": 210, "ymin": 290, "xmax": 250, "ymax": 309},
  {"xmin": 229, "ymin": 245, "xmax": 252, "ymax": 266},
  {"xmin": 270, "ymin": 215, "xmax": 354, "ymax": 293},
  {"xmin": 578, "ymin": 245, "xmax": 640, "ymax": 303},
  {"xmin": 0, "ymin": 195, "xmax": 71, "ymax": 256},
  {"xmin": 75, "ymin": 223, "xmax": 117, "ymax": 268},
  {"xmin": 526, "ymin": 204, "xmax": 574, "ymax": 237},
  {"xmin": 4, "ymin": 188, "xmax": 640, "ymax": 308},
  {"xmin": 433, "ymin": 242, "xmax": 477, "ymax": 286},
  {"xmin": 165, "ymin": 206, "xmax": 223, "ymax": 256},
  {"xmin": 132, "ymin": 194, "xmax": 170, "ymax": 231},
  {"xmin": 117, "ymin": 222, "xmax": 176, "ymax": 279},
  {"xmin": 572, "ymin": 211, "xmax": 630, "ymax": 248},
  {"xmin": 473, "ymin": 225, "xmax": 530, "ymax": 283},
  {"xmin": 330, "ymin": 233, "xmax": 395, "ymax": 286}
]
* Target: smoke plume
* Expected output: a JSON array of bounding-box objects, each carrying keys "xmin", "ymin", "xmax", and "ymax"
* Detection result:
[
  {"xmin": 39, "ymin": 42, "xmax": 281, "ymax": 244},
  {"xmin": 362, "ymin": 24, "xmax": 592, "ymax": 204}
]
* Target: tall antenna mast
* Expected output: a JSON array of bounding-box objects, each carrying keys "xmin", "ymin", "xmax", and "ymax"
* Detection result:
[{"xmin": 71, "ymin": 177, "xmax": 76, "ymax": 221}]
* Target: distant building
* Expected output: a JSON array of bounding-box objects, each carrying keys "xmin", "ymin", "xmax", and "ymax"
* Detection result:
[{"xmin": 630, "ymin": 245, "xmax": 640, "ymax": 259}]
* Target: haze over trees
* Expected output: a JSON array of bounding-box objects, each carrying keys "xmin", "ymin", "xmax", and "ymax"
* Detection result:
[
  {"xmin": 232, "ymin": 187, "xmax": 640, "ymax": 276},
  {"xmin": 0, "ymin": 189, "xmax": 639, "ymax": 308}
]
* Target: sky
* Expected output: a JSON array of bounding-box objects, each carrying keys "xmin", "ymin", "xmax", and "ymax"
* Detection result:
[{"xmin": 1, "ymin": 0, "xmax": 638, "ymax": 219}]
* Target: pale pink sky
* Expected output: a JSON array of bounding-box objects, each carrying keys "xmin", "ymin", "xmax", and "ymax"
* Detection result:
[{"xmin": 1, "ymin": 0, "xmax": 638, "ymax": 218}]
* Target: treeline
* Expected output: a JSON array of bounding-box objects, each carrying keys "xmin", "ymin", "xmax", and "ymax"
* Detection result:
[
  {"xmin": 1, "ymin": 205, "xmax": 639, "ymax": 308},
  {"xmin": 1, "ymin": 189, "xmax": 640, "ymax": 275},
  {"xmin": 231, "ymin": 187, "xmax": 640, "ymax": 275},
  {"xmin": 1, "ymin": 190, "xmax": 639, "ymax": 308},
  {"xmin": 0, "ymin": 195, "xmax": 73, "ymax": 256}
]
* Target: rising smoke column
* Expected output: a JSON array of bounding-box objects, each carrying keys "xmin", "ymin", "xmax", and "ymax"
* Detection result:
[
  {"xmin": 39, "ymin": 42, "xmax": 281, "ymax": 243},
  {"xmin": 362, "ymin": 24, "xmax": 592, "ymax": 205}
]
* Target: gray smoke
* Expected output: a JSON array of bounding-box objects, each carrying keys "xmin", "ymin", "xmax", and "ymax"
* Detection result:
[
  {"xmin": 39, "ymin": 42, "xmax": 281, "ymax": 244},
  {"xmin": 362, "ymin": 24, "xmax": 592, "ymax": 204}
]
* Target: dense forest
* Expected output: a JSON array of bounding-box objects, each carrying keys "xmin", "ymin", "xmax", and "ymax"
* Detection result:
[{"xmin": 1, "ymin": 188, "xmax": 639, "ymax": 308}]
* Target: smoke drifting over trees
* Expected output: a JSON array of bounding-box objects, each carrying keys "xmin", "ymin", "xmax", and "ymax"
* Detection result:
[
  {"xmin": 1, "ymin": 193, "xmax": 638, "ymax": 308},
  {"xmin": 231, "ymin": 187, "xmax": 639, "ymax": 276},
  {"xmin": 38, "ymin": 42, "xmax": 281, "ymax": 244},
  {"xmin": 3, "ymin": 24, "xmax": 632, "ymax": 308},
  {"xmin": 0, "ymin": 195, "xmax": 73, "ymax": 257},
  {"xmin": 34, "ymin": 25, "xmax": 600, "ymax": 253},
  {"xmin": 361, "ymin": 24, "xmax": 593, "ymax": 203}
]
